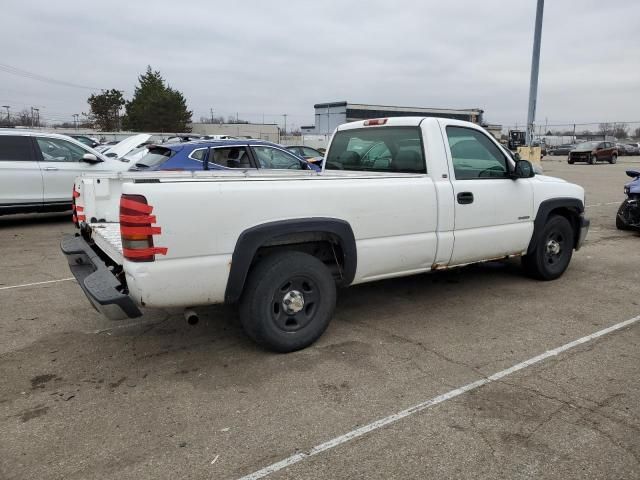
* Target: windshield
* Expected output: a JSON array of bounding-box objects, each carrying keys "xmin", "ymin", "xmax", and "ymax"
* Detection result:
[
  {"xmin": 134, "ymin": 147, "xmax": 174, "ymax": 169},
  {"xmin": 326, "ymin": 127, "xmax": 425, "ymax": 173},
  {"xmin": 576, "ymin": 141, "xmax": 600, "ymax": 150}
]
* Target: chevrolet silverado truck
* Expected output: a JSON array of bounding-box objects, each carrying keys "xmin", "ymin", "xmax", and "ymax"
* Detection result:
[{"xmin": 61, "ymin": 117, "xmax": 589, "ymax": 352}]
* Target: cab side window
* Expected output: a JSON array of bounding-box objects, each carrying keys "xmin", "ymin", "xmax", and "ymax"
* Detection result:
[
  {"xmin": 446, "ymin": 127, "xmax": 508, "ymax": 180},
  {"xmin": 36, "ymin": 137, "xmax": 87, "ymax": 162}
]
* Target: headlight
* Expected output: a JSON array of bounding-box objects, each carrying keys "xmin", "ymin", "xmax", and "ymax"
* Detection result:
[{"xmin": 624, "ymin": 186, "xmax": 630, "ymax": 194}]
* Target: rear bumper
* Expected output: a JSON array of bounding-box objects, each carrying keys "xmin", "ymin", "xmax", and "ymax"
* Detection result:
[
  {"xmin": 576, "ymin": 215, "xmax": 590, "ymax": 250},
  {"xmin": 60, "ymin": 234, "xmax": 142, "ymax": 320}
]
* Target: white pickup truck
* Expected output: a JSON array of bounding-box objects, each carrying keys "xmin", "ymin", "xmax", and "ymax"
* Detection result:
[{"xmin": 62, "ymin": 117, "xmax": 589, "ymax": 352}]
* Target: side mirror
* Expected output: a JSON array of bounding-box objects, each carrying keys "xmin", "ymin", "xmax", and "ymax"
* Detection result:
[
  {"xmin": 82, "ymin": 153, "xmax": 102, "ymax": 163},
  {"xmin": 513, "ymin": 159, "xmax": 535, "ymax": 178}
]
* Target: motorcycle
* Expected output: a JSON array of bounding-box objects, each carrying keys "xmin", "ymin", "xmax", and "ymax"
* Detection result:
[{"xmin": 616, "ymin": 170, "xmax": 640, "ymax": 231}]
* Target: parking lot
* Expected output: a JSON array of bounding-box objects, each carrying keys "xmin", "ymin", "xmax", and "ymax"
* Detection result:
[{"xmin": 1, "ymin": 158, "xmax": 639, "ymax": 479}]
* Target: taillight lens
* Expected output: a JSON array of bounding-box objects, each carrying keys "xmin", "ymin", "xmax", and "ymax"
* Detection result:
[
  {"xmin": 119, "ymin": 194, "xmax": 167, "ymax": 262},
  {"xmin": 71, "ymin": 184, "xmax": 84, "ymax": 227}
]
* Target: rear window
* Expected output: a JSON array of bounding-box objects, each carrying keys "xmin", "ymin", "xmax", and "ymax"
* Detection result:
[
  {"xmin": 0, "ymin": 136, "xmax": 34, "ymax": 161},
  {"xmin": 134, "ymin": 147, "xmax": 175, "ymax": 169},
  {"xmin": 325, "ymin": 127, "xmax": 426, "ymax": 173}
]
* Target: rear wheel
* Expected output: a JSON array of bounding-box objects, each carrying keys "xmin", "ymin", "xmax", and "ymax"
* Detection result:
[
  {"xmin": 239, "ymin": 251, "xmax": 336, "ymax": 352},
  {"xmin": 588, "ymin": 154, "xmax": 597, "ymax": 165},
  {"xmin": 522, "ymin": 215, "xmax": 574, "ymax": 280},
  {"xmin": 609, "ymin": 154, "xmax": 617, "ymax": 164}
]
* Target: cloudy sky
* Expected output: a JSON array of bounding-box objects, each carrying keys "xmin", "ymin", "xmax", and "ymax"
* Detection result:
[{"xmin": 1, "ymin": 0, "xmax": 638, "ymax": 130}]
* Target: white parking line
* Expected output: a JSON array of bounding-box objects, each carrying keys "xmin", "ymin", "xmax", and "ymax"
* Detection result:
[
  {"xmin": 238, "ymin": 314, "xmax": 640, "ymax": 480},
  {"xmin": 0, "ymin": 277, "xmax": 75, "ymax": 291},
  {"xmin": 586, "ymin": 201, "xmax": 619, "ymax": 208}
]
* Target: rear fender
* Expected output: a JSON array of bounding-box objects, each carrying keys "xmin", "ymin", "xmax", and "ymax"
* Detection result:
[{"xmin": 225, "ymin": 218, "xmax": 357, "ymax": 304}]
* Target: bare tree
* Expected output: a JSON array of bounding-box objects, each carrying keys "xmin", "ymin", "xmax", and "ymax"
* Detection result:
[
  {"xmin": 598, "ymin": 123, "xmax": 611, "ymax": 138},
  {"xmin": 612, "ymin": 123, "xmax": 629, "ymax": 139},
  {"xmin": 634, "ymin": 127, "xmax": 640, "ymax": 139}
]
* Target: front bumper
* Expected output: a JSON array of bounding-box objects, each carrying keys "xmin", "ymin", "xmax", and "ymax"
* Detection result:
[
  {"xmin": 576, "ymin": 215, "xmax": 590, "ymax": 250},
  {"xmin": 60, "ymin": 234, "xmax": 142, "ymax": 320}
]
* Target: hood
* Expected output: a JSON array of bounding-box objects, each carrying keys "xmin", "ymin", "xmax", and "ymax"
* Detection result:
[
  {"xmin": 102, "ymin": 134, "xmax": 152, "ymax": 159},
  {"xmin": 534, "ymin": 174, "xmax": 567, "ymax": 184}
]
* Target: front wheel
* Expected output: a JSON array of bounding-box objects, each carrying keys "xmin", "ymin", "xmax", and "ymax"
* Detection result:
[
  {"xmin": 522, "ymin": 215, "xmax": 575, "ymax": 280},
  {"xmin": 616, "ymin": 200, "xmax": 632, "ymax": 230},
  {"xmin": 239, "ymin": 251, "xmax": 336, "ymax": 352},
  {"xmin": 609, "ymin": 154, "xmax": 617, "ymax": 164}
]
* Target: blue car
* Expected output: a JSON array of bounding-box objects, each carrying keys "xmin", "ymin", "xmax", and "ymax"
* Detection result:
[{"xmin": 130, "ymin": 139, "xmax": 319, "ymax": 172}]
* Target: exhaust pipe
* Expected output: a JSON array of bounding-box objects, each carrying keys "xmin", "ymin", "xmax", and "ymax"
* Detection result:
[{"xmin": 184, "ymin": 309, "xmax": 199, "ymax": 326}]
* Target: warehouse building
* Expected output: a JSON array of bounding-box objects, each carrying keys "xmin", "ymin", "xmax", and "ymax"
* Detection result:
[
  {"xmin": 190, "ymin": 122, "xmax": 280, "ymax": 142},
  {"xmin": 301, "ymin": 101, "xmax": 485, "ymax": 136}
]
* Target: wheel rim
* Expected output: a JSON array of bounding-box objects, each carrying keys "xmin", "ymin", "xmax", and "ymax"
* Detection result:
[
  {"xmin": 544, "ymin": 232, "xmax": 565, "ymax": 266},
  {"xmin": 270, "ymin": 275, "xmax": 320, "ymax": 332}
]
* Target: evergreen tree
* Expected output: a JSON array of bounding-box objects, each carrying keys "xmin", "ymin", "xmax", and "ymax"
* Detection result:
[{"xmin": 123, "ymin": 66, "xmax": 192, "ymax": 132}]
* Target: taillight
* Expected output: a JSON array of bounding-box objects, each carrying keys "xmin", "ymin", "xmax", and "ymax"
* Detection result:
[
  {"xmin": 364, "ymin": 118, "xmax": 388, "ymax": 126},
  {"xmin": 119, "ymin": 194, "xmax": 167, "ymax": 262},
  {"xmin": 71, "ymin": 184, "xmax": 84, "ymax": 227}
]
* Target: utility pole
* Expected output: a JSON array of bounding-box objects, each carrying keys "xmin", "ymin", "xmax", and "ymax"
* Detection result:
[
  {"xmin": 526, "ymin": 0, "xmax": 545, "ymax": 146},
  {"xmin": 2, "ymin": 105, "xmax": 9, "ymax": 126},
  {"xmin": 73, "ymin": 114, "xmax": 79, "ymax": 131},
  {"xmin": 31, "ymin": 107, "xmax": 35, "ymax": 128},
  {"xmin": 210, "ymin": 108, "xmax": 214, "ymax": 124},
  {"xmin": 33, "ymin": 108, "xmax": 39, "ymax": 127},
  {"xmin": 283, "ymin": 114, "xmax": 288, "ymax": 136}
]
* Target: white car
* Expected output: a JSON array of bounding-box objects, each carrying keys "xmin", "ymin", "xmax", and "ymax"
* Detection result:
[
  {"xmin": 0, "ymin": 130, "xmax": 130, "ymax": 215},
  {"xmin": 63, "ymin": 117, "xmax": 589, "ymax": 352}
]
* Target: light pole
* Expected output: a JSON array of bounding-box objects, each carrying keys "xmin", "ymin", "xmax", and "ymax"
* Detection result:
[
  {"xmin": 526, "ymin": 0, "xmax": 545, "ymax": 146},
  {"xmin": 73, "ymin": 114, "xmax": 79, "ymax": 131},
  {"xmin": 283, "ymin": 114, "xmax": 287, "ymax": 136},
  {"xmin": 33, "ymin": 108, "xmax": 40, "ymax": 128},
  {"xmin": 2, "ymin": 105, "xmax": 9, "ymax": 126}
]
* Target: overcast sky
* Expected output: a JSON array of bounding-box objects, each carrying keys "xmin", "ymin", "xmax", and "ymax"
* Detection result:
[{"xmin": 1, "ymin": 0, "xmax": 638, "ymax": 130}]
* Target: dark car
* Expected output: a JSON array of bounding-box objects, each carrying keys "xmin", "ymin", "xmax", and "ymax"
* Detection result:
[
  {"xmin": 549, "ymin": 144, "xmax": 575, "ymax": 156},
  {"xmin": 568, "ymin": 141, "xmax": 618, "ymax": 165},
  {"xmin": 285, "ymin": 145, "xmax": 324, "ymax": 165},
  {"xmin": 69, "ymin": 135, "xmax": 100, "ymax": 148},
  {"xmin": 626, "ymin": 143, "xmax": 640, "ymax": 155},
  {"xmin": 131, "ymin": 139, "xmax": 318, "ymax": 172}
]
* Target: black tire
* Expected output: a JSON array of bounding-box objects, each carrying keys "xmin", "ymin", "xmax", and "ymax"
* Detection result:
[
  {"xmin": 588, "ymin": 154, "xmax": 597, "ymax": 165},
  {"xmin": 609, "ymin": 154, "xmax": 617, "ymax": 164},
  {"xmin": 568, "ymin": 159, "xmax": 574, "ymax": 165},
  {"xmin": 522, "ymin": 215, "xmax": 575, "ymax": 281},
  {"xmin": 239, "ymin": 251, "xmax": 336, "ymax": 352},
  {"xmin": 616, "ymin": 201, "xmax": 631, "ymax": 230}
]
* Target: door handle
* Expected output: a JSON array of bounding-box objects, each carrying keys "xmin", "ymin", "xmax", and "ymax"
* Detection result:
[
  {"xmin": 43, "ymin": 166, "xmax": 58, "ymax": 171},
  {"xmin": 457, "ymin": 192, "xmax": 474, "ymax": 204}
]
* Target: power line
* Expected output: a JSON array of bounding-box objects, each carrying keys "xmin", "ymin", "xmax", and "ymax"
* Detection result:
[{"xmin": 0, "ymin": 63, "xmax": 104, "ymax": 91}]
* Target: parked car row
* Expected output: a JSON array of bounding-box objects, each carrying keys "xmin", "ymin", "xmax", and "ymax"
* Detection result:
[{"xmin": 0, "ymin": 129, "xmax": 323, "ymax": 215}]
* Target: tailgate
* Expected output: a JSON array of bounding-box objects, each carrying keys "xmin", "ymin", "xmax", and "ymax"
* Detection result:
[{"xmin": 90, "ymin": 223, "xmax": 123, "ymax": 264}]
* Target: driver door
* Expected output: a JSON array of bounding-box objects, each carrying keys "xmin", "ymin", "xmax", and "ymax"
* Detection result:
[
  {"xmin": 35, "ymin": 136, "xmax": 100, "ymax": 203},
  {"xmin": 443, "ymin": 124, "xmax": 534, "ymax": 265}
]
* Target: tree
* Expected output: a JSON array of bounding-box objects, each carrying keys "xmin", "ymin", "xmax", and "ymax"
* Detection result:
[
  {"xmin": 634, "ymin": 127, "xmax": 640, "ymax": 139},
  {"xmin": 87, "ymin": 89, "xmax": 125, "ymax": 131},
  {"xmin": 598, "ymin": 122, "xmax": 611, "ymax": 138},
  {"xmin": 123, "ymin": 66, "xmax": 192, "ymax": 132},
  {"xmin": 612, "ymin": 123, "xmax": 629, "ymax": 139}
]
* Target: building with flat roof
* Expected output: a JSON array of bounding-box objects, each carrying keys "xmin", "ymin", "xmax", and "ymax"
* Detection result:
[{"xmin": 301, "ymin": 101, "xmax": 484, "ymax": 136}]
